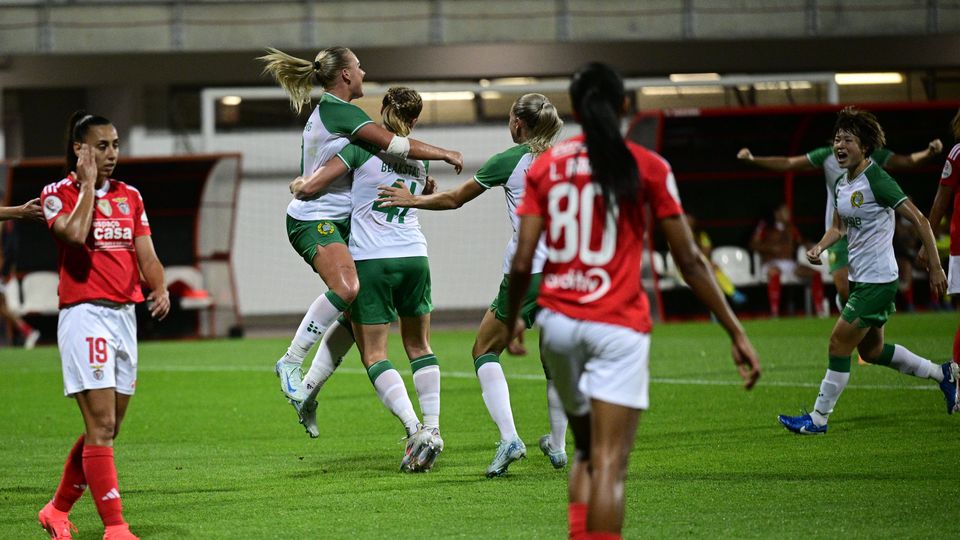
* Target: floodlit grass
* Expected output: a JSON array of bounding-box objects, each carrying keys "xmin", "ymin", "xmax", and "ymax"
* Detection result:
[{"xmin": 1, "ymin": 313, "xmax": 957, "ymax": 538}]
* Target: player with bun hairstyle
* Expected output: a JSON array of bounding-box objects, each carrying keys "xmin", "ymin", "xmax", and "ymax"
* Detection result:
[
  {"xmin": 378, "ymin": 93, "xmax": 570, "ymax": 477},
  {"xmin": 506, "ymin": 63, "xmax": 761, "ymax": 539},
  {"xmin": 779, "ymin": 107, "xmax": 956, "ymax": 435},
  {"xmin": 258, "ymin": 47, "xmax": 463, "ymax": 434},
  {"xmin": 37, "ymin": 111, "xmax": 169, "ymax": 540}
]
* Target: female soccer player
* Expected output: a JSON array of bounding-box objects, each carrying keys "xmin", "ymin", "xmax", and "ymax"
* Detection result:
[
  {"xmin": 778, "ymin": 107, "xmax": 956, "ymax": 435},
  {"xmin": 37, "ymin": 111, "xmax": 170, "ymax": 540},
  {"xmin": 922, "ymin": 107, "xmax": 960, "ymax": 411},
  {"xmin": 257, "ymin": 47, "xmax": 462, "ymax": 427},
  {"xmin": 291, "ymin": 87, "xmax": 442, "ymax": 472},
  {"xmin": 505, "ymin": 63, "xmax": 761, "ymax": 539},
  {"xmin": 377, "ymin": 93, "xmax": 569, "ymax": 477}
]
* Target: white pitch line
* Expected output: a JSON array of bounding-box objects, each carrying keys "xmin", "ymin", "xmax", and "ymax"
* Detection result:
[{"xmin": 137, "ymin": 365, "xmax": 937, "ymax": 392}]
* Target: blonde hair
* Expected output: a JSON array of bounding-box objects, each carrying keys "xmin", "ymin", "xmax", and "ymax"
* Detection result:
[
  {"xmin": 381, "ymin": 87, "xmax": 423, "ymax": 137},
  {"xmin": 513, "ymin": 93, "xmax": 563, "ymax": 154},
  {"xmin": 257, "ymin": 46, "xmax": 354, "ymax": 114}
]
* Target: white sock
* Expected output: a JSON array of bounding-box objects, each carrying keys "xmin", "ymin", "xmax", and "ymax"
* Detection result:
[
  {"xmin": 370, "ymin": 362, "xmax": 420, "ymax": 436},
  {"xmin": 286, "ymin": 294, "xmax": 345, "ymax": 363},
  {"xmin": 546, "ymin": 380, "xmax": 568, "ymax": 449},
  {"xmin": 411, "ymin": 358, "xmax": 440, "ymax": 431},
  {"xmin": 890, "ymin": 344, "xmax": 942, "ymax": 381},
  {"xmin": 477, "ymin": 360, "xmax": 518, "ymax": 441},
  {"xmin": 303, "ymin": 320, "xmax": 354, "ymax": 402},
  {"xmin": 811, "ymin": 369, "xmax": 850, "ymax": 426}
]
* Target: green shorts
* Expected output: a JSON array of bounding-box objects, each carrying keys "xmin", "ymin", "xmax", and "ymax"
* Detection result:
[
  {"xmin": 827, "ymin": 236, "xmax": 849, "ymax": 273},
  {"xmin": 490, "ymin": 273, "xmax": 542, "ymax": 329},
  {"xmin": 353, "ymin": 256, "xmax": 432, "ymax": 324},
  {"xmin": 286, "ymin": 215, "xmax": 350, "ymax": 269},
  {"xmin": 841, "ymin": 280, "xmax": 897, "ymax": 328}
]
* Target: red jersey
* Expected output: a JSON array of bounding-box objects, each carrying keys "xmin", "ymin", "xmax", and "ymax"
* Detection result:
[
  {"xmin": 41, "ymin": 177, "xmax": 152, "ymax": 307},
  {"xmin": 941, "ymin": 143, "xmax": 960, "ymax": 256},
  {"xmin": 519, "ymin": 135, "xmax": 683, "ymax": 333}
]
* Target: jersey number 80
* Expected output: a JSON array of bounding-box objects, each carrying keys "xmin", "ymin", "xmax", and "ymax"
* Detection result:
[{"xmin": 547, "ymin": 183, "xmax": 618, "ymax": 266}]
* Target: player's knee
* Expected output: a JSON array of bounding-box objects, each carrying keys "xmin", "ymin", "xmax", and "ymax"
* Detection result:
[
  {"xmin": 333, "ymin": 282, "xmax": 359, "ymax": 304},
  {"xmin": 86, "ymin": 420, "xmax": 116, "ymax": 445}
]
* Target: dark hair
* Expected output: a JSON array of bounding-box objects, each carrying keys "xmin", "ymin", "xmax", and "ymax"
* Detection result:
[
  {"xmin": 64, "ymin": 110, "xmax": 111, "ymax": 175},
  {"xmin": 833, "ymin": 106, "xmax": 885, "ymax": 158},
  {"xmin": 951, "ymin": 107, "xmax": 960, "ymax": 140},
  {"xmin": 569, "ymin": 62, "xmax": 638, "ymax": 214}
]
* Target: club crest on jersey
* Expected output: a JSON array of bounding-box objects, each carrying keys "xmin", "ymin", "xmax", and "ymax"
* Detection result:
[
  {"xmin": 114, "ymin": 197, "xmax": 130, "ymax": 215},
  {"xmin": 93, "ymin": 368, "xmax": 104, "ymax": 381},
  {"xmin": 943, "ymin": 161, "xmax": 953, "ymax": 179},
  {"xmin": 317, "ymin": 221, "xmax": 335, "ymax": 236},
  {"xmin": 97, "ymin": 199, "xmax": 113, "ymax": 216},
  {"xmin": 850, "ymin": 191, "xmax": 864, "ymax": 208},
  {"xmin": 43, "ymin": 196, "xmax": 63, "ymax": 220}
]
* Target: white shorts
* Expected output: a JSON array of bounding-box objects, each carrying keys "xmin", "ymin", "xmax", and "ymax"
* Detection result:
[
  {"xmin": 58, "ymin": 303, "xmax": 138, "ymax": 396},
  {"xmin": 536, "ymin": 308, "xmax": 650, "ymax": 415},
  {"xmin": 949, "ymin": 255, "xmax": 960, "ymax": 296}
]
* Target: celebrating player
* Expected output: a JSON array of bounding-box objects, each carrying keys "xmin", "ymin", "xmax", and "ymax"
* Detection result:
[
  {"xmin": 738, "ymin": 134, "xmax": 941, "ymax": 305},
  {"xmin": 920, "ymin": 107, "xmax": 960, "ymax": 411},
  {"xmin": 37, "ymin": 111, "xmax": 170, "ymax": 540},
  {"xmin": 377, "ymin": 93, "xmax": 569, "ymax": 477},
  {"xmin": 257, "ymin": 46, "xmax": 462, "ymax": 433},
  {"xmin": 291, "ymin": 87, "xmax": 442, "ymax": 472},
  {"xmin": 506, "ymin": 63, "xmax": 761, "ymax": 539},
  {"xmin": 778, "ymin": 107, "xmax": 956, "ymax": 435}
]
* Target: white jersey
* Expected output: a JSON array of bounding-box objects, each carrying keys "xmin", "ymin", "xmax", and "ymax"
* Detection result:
[
  {"xmin": 286, "ymin": 93, "xmax": 373, "ymax": 222},
  {"xmin": 338, "ymin": 141, "xmax": 428, "ymax": 261},
  {"xmin": 807, "ymin": 146, "xmax": 893, "ymax": 233},
  {"xmin": 834, "ymin": 160, "xmax": 908, "ymax": 283},
  {"xmin": 473, "ymin": 144, "xmax": 548, "ymax": 274}
]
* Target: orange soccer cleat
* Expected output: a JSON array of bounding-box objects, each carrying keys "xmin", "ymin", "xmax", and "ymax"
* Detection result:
[{"xmin": 38, "ymin": 501, "xmax": 77, "ymax": 539}]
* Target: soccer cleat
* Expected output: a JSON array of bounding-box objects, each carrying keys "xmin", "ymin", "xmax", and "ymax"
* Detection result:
[
  {"xmin": 293, "ymin": 398, "xmax": 320, "ymax": 438},
  {"xmin": 38, "ymin": 501, "xmax": 77, "ymax": 539},
  {"xmin": 275, "ymin": 357, "xmax": 307, "ymax": 402},
  {"xmin": 938, "ymin": 362, "xmax": 959, "ymax": 415},
  {"xmin": 485, "ymin": 436, "xmax": 527, "ymax": 478},
  {"xmin": 102, "ymin": 523, "xmax": 139, "ymax": 540},
  {"xmin": 777, "ymin": 412, "xmax": 827, "ymax": 435},
  {"xmin": 25, "ymin": 329, "xmax": 40, "ymax": 350},
  {"xmin": 538, "ymin": 435, "xmax": 568, "ymax": 469},
  {"xmin": 400, "ymin": 425, "xmax": 427, "ymax": 473},
  {"xmin": 415, "ymin": 428, "xmax": 444, "ymax": 472}
]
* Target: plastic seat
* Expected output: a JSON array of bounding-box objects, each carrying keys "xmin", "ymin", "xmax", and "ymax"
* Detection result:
[
  {"xmin": 165, "ymin": 266, "xmax": 214, "ymax": 310},
  {"xmin": 711, "ymin": 246, "xmax": 757, "ymax": 286},
  {"xmin": 20, "ymin": 271, "xmax": 60, "ymax": 315}
]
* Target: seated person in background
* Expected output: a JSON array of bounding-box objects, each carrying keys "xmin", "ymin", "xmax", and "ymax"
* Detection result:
[
  {"xmin": 749, "ymin": 203, "xmax": 825, "ymax": 317},
  {"xmin": 893, "ymin": 215, "xmax": 922, "ymax": 311},
  {"xmin": 685, "ymin": 214, "xmax": 747, "ymax": 305},
  {"xmin": 0, "ymin": 206, "xmax": 43, "ymax": 348}
]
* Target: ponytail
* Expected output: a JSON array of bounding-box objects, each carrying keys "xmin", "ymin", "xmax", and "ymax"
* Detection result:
[
  {"xmin": 258, "ymin": 46, "xmax": 354, "ymax": 114},
  {"xmin": 512, "ymin": 93, "xmax": 563, "ymax": 154},
  {"xmin": 381, "ymin": 87, "xmax": 422, "ymax": 137},
  {"xmin": 569, "ymin": 63, "xmax": 638, "ymax": 214},
  {"xmin": 64, "ymin": 110, "xmax": 111, "ymax": 176}
]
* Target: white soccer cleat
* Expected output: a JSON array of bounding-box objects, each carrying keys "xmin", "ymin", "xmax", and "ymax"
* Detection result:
[
  {"xmin": 275, "ymin": 356, "xmax": 307, "ymax": 402},
  {"xmin": 24, "ymin": 329, "xmax": 40, "ymax": 350},
  {"xmin": 293, "ymin": 398, "xmax": 319, "ymax": 438},
  {"xmin": 538, "ymin": 435, "xmax": 568, "ymax": 469},
  {"xmin": 485, "ymin": 436, "xmax": 526, "ymax": 477}
]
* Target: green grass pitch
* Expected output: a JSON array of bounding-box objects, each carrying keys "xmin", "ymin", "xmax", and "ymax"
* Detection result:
[{"xmin": 2, "ymin": 313, "xmax": 958, "ymax": 538}]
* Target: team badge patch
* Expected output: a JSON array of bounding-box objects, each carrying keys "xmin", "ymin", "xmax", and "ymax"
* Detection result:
[
  {"xmin": 43, "ymin": 196, "xmax": 63, "ymax": 220},
  {"xmin": 93, "ymin": 369, "xmax": 104, "ymax": 381},
  {"xmin": 97, "ymin": 199, "xmax": 113, "ymax": 216},
  {"xmin": 317, "ymin": 221, "xmax": 335, "ymax": 236},
  {"xmin": 943, "ymin": 161, "xmax": 953, "ymax": 180},
  {"xmin": 850, "ymin": 191, "xmax": 864, "ymax": 208},
  {"xmin": 114, "ymin": 197, "xmax": 130, "ymax": 215}
]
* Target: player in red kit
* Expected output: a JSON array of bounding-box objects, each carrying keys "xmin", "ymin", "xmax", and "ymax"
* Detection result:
[
  {"xmin": 36, "ymin": 111, "xmax": 170, "ymax": 540},
  {"xmin": 506, "ymin": 63, "xmax": 761, "ymax": 540},
  {"xmin": 922, "ymin": 108, "xmax": 960, "ymax": 412}
]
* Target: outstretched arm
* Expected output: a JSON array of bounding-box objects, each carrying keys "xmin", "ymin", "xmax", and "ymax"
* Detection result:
[
  {"xmin": 0, "ymin": 199, "xmax": 43, "ymax": 222},
  {"xmin": 737, "ymin": 148, "xmax": 815, "ymax": 172},
  {"xmin": 885, "ymin": 139, "xmax": 943, "ymax": 168},
  {"xmin": 355, "ymin": 123, "xmax": 463, "ymax": 173},
  {"xmin": 378, "ymin": 178, "xmax": 486, "ymax": 210},
  {"xmin": 663, "ymin": 214, "xmax": 761, "ymax": 390}
]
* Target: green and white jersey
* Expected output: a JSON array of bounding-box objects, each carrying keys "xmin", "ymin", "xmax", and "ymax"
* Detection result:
[
  {"xmin": 474, "ymin": 144, "xmax": 548, "ymax": 274},
  {"xmin": 338, "ymin": 141, "xmax": 429, "ymax": 261},
  {"xmin": 286, "ymin": 93, "xmax": 374, "ymax": 222},
  {"xmin": 807, "ymin": 146, "xmax": 892, "ymax": 232},
  {"xmin": 834, "ymin": 160, "xmax": 908, "ymax": 283}
]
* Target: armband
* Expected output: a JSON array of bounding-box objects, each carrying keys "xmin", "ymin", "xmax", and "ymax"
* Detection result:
[{"xmin": 386, "ymin": 135, "xmax": 411, "ymax": 158}]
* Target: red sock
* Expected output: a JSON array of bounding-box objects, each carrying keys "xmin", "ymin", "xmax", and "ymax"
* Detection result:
[
  {"xmin": 52, "ymin": 435, "xmax": 86, "ymax": 513},
  {"xmin": 16, "ymin": 320, "xmax": 32, "ymax": 336},
  {"xmin": 586, "ymin": 533, "xmax": 621, "ymax": 540},
  {"xmin": 568, "ymin": 503, "xmax": 588, "ymax": 539},
  {"xmin": 953, "ymin": 326, "xmax": 960, "ymax": 365},
  {"xmin": 903, "ymin": 281, "xmax": 914, "ymax": 308},
  {"xmin": 768, "ymin": 274, "xmax": 781, "ymax": 317},
  {"xmin": 82, "ymin": 445, "xmax": 125, "ymax": 526},
  {"xmin": 810, "ymin": 274, "xmax": 824, "ymax": 315}
]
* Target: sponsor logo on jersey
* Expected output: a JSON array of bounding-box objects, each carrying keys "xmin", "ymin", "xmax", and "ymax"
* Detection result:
[
  {"xmin": 317, "ymin": 221, "xmax": 335, "ymax": 236},
  {"xmin": 943, "ymin": 160, "xmax": 953, "ymax": 179},
  {"xmin": 305, "ymin": 121, "xmax": 313, "ymax": 132},
  {"xmin": 140, "ymin": 211, "xmax": 150, "ymax": 227},
  {"xmin": 92, "ymin": 219, "xmax": 134, "ymax": 243},
  {"xmin": 850, "ymin": 191, "xmax": 864, "ymax": 208},
  {"xmin": 97, "ymin": 199, "xmax": 113, "ymax": 216},
  {"xmin": 543, "ymin": 268, "xmax": 612, "ymax": 304},
  {"xmin": 114, "ymin": 197, "xmax": 130, "ymax": 215},
  {"xmin": 43, "ymin": 196, "xmax": 63, "ymax": 220}
]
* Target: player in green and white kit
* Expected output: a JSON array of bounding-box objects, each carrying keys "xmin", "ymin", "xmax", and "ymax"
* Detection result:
[
  {"xmin": 378, "ymin": 94, "xmax": 568, "ymax": 477},
  {"xmin": 291, "ymin": 88, "xmax": 443, "ymax": 471},
  {"xmin": 778, "ymin": 107, "xmax": 956, "ymax": 434},
  {"xmin": 738, "ymin": 135, "xmax": 941, "ymax": 304},
  {"xmin": 258, "ymin": 47, "xmax": 462, "ymax": 437}
]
